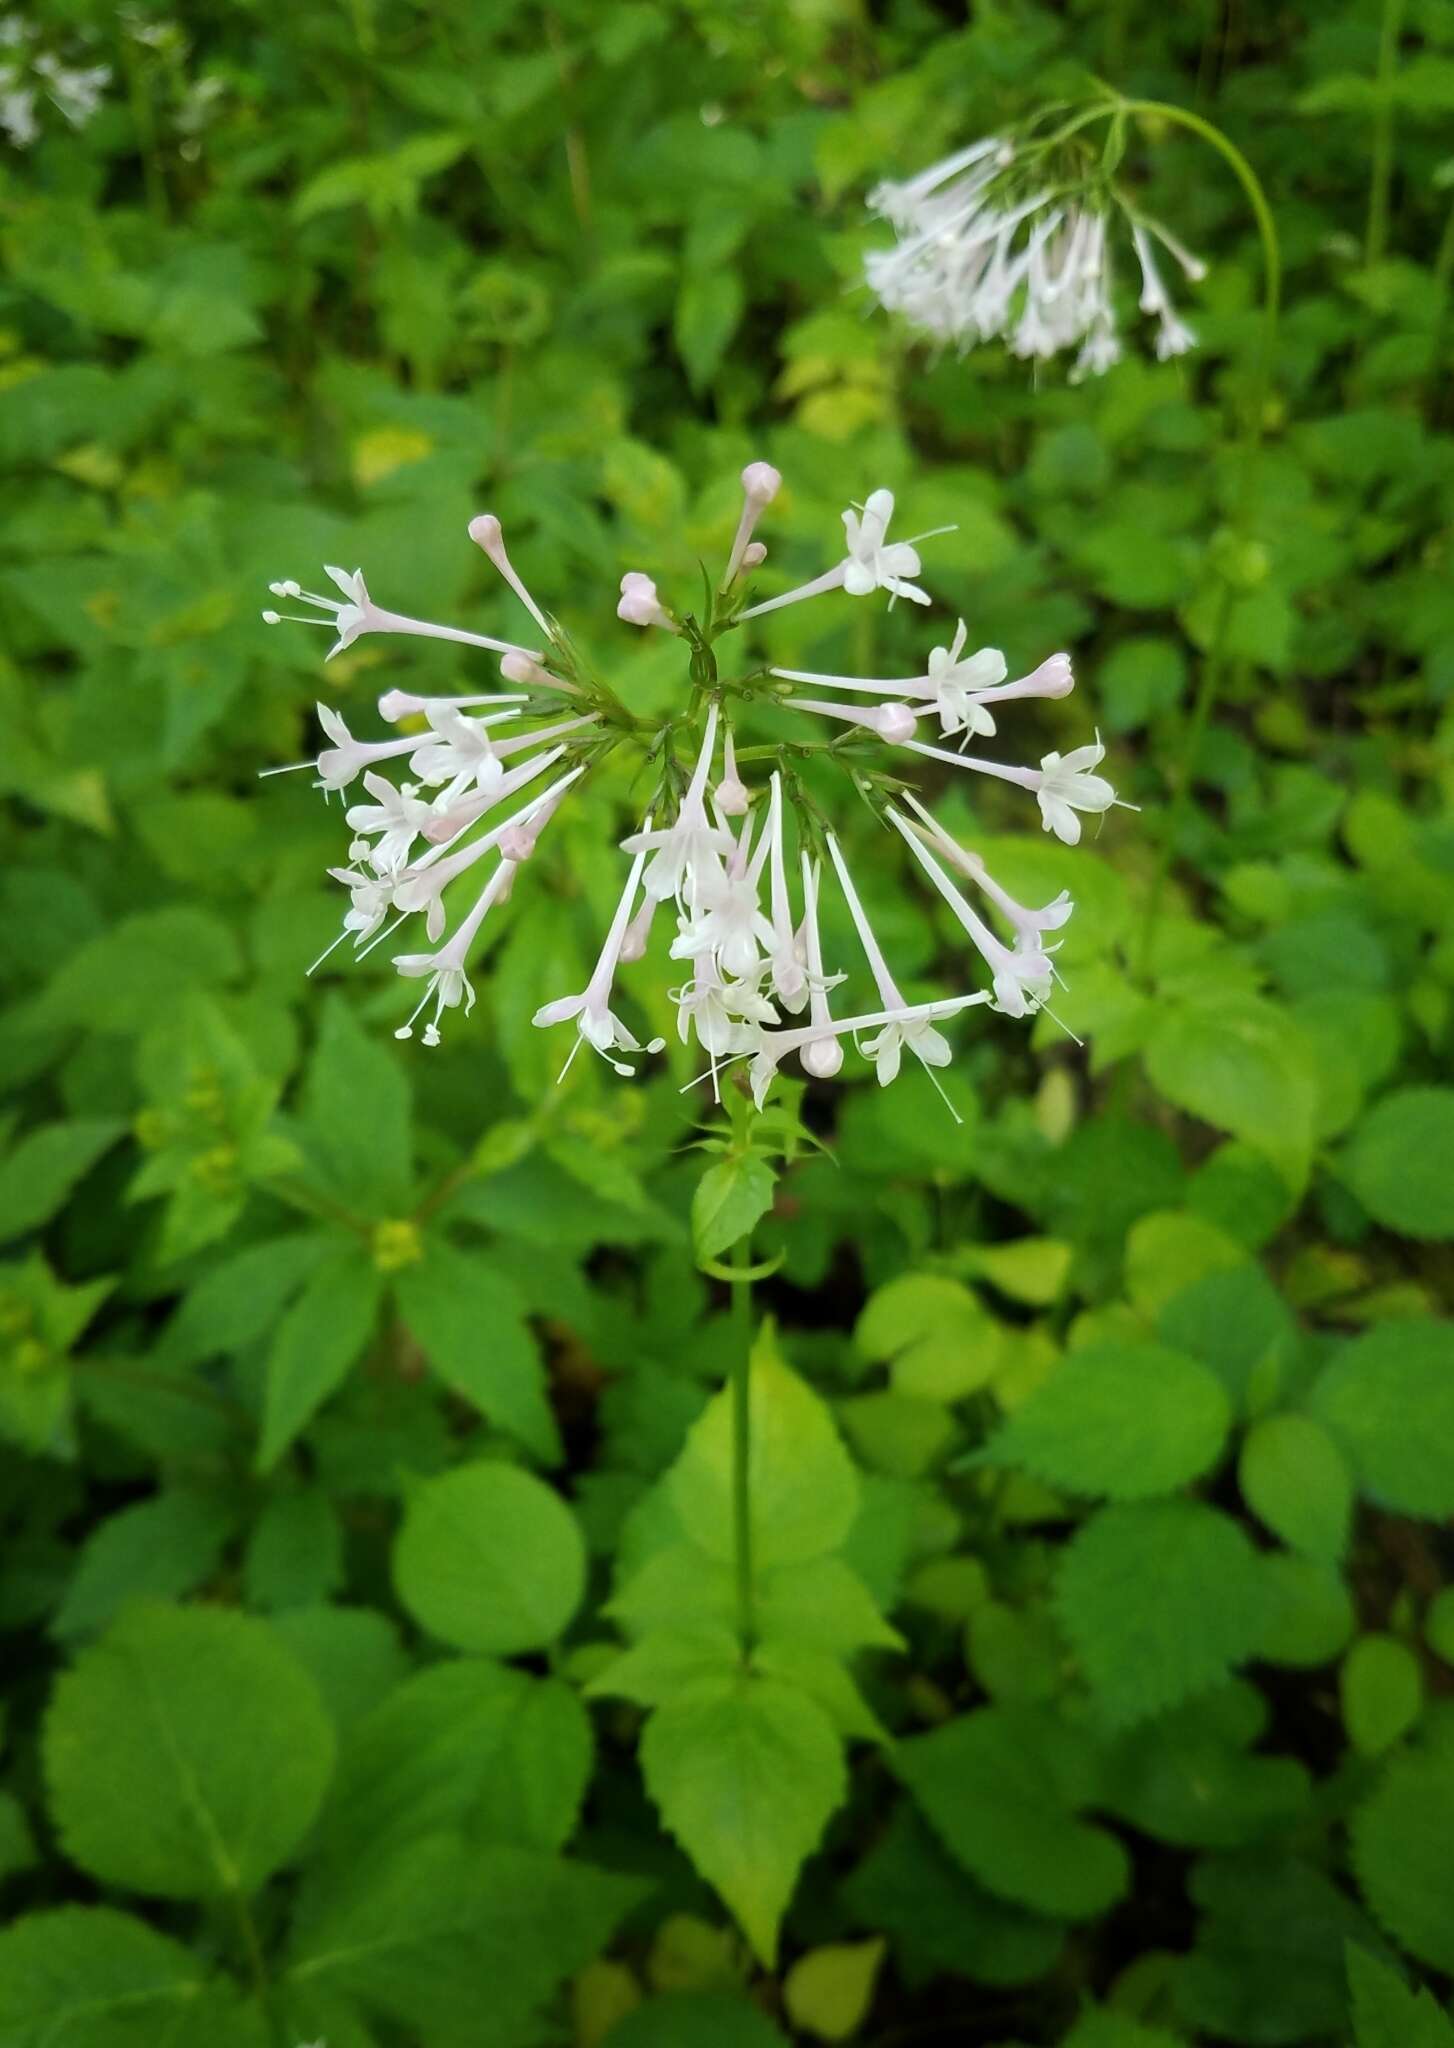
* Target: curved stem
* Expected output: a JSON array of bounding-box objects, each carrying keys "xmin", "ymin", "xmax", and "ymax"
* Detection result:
[
  {"xmin": 1111, "ymin": 98, "xmax": 1283, "ymax": 981},
  {"xmin": 729, "ymin": 1235, "xmax": 756, "ymax": 1659}
]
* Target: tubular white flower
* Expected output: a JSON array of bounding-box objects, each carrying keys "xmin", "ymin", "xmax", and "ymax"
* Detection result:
[
  {"xmin": 764, "ymin": 776, "xmax": 808, "ymax": 1013},
  {"xmin": 797, "ymin": 852, "xmax": 841, "ymax": 1069},
  {"xmin": 670, "ymin": 809, "xmax": 775, "ymax": 980},
  {"xmin": 344, "ymin": 772, "xmax": 435, "ymax": 874},
  {"xmin": 899, "ymin": 791, "xmax": 1072, "ymax": 945},
  {"xmin": 714, "ymin": 727, "xmax": 752, "ymax": 816},
  {"xmin": 392, "ymin": 858, "xmax": 517, "ymax": 1047},
  {"xmin": 620, "ymin": 701, "xmax": 733, "ymax": 905},
  {"xmin": 749, "ymin": 993, "xmax": 989, "ymax": 1110},
  {"xmin": 738, "ymin": 487, "xmax": 950, "ymax": 620},
  {"xmin": 1034, "ymin": 734, "xmax": 1118, "ymax": 844},
  {"xmin": 783, "ymin": 696, "xmax": 923, "ymax": 743},
  {"xmin": 263, "ymin": 565, "xmax": 540, "ymax": 663},
  {"xmin": 888, "ymin": 807, "xmax": 1055, "ymax": 1017},
  {"xmin": 825, "ymin": 833, "xmax": 955, "ymax": 1088},
  {"xmin": 419, "ymin": 743, "xmax": 572, "ymax": 845},
  {"xmin": 468, "ymin": 514, "xmax": 553, "ymax": 639},
  {"xmin": 406, "ymin": 704, "xmax": 524, "ymax": 799},
  {"xmin": 395, "ymin": 765, "xmax": 586, "ymax": 940},
  {"xmin": 925, "ymin": 622, "xmax": 1008, "ymax": 737},
  {"xmin": 377, "ymin": 688, "xmax": 527, "ymax": 722},
  {"xmin": 722, "ymin": 461, "xmax": 782, "ymax": 588},
  {"xmin": 533, "ymin": 827, "xmax": 667, "ymax": 1078}
]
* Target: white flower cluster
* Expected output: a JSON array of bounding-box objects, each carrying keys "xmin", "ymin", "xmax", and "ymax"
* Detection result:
[
  {"xmin": 263, "ymin": 468, "xmax": 1125, "ymax": 1108},
  {"xmin": 865, "ymin": 136, "xmax": 1205, "ymax": 378},
  {"xmin": 0, "ymin": 15, "xmax": 109, "ymax": 148}
]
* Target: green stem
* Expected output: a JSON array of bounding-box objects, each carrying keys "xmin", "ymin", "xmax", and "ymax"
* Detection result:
[
  {"xmin": 729, "ymin": 1234, "xmax": 755, "ymax": 1659},
  {"xmin": 1366, "ymin": 0, "xmax": 1407, "ymax": 267},
  {"xmin": 1113, "ymin": 98, "xmax": 1282, "ymax": 982}
]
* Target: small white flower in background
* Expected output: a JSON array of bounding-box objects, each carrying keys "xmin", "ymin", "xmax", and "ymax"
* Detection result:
[
  {"xmin": 260, "ymin": 465, "xmax": 1125, "ymax": 1097},
  {"xmin": 0, "ymin": 15, "xmax": 110, "ymax": 146},
  {"xmin": 866, "ymin": 131, "xmax": 1206, "ymax": 377}
]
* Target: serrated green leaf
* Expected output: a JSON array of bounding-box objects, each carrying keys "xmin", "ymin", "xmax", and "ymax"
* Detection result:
[
  {"xmin": 1352, "ymin": 1733, "xmax": 1454, "ymax": 1970},
  {"xmin": 1056, "ymin": 1500, "xmax": 1268, "ymax": 1725},
  {"xmin": 1309, "ymin": 1321, "xmax": 1454, "ymax": 1518},
  {"xmin": 1341, "ymin": 1635, "xmax": 1423, "ymax": 1757},
  {"xmin": 1347, "ymin": 1944, "xmax": 1454, "ymax": 2048},
  {"xmin": 1144, "ymin": 997, "xmax": 1317, "ymax": 1189},
  {"xmin": 692, "ymin": 1154, "xmax": 777, "ymax": 1263},
  {"xmin": 978, "ymin": 1341, "xmax": 1229, "ymax": 1499},
  {"xmin": 242, "ymin": 1488, "xmax": 344, "ymax": 1611},
  {"xmin": 893, "ymin": 1705, "xmax": 1129, "ymax": 1920},
  {"xmin": 641, "ymin": 1671, "xmax": 845, "ymax": 1965},
  {"xmin": 669, "ymin": 1322, "xmax": 859, "ymax": 1570},
  {"xmin": 393, "ymin": 1462, "xmax": 585, "ymax": 1654},
  {"xmin": 43, "ymin": 1602, "xmax": 335, "ymax": 1900}
]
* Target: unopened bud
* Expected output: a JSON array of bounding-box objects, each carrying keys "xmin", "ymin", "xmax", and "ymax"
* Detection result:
[
  {"xmin": 877, "ymin": 703, "xmax": 919, "ymax": 743},
  {"xmin": 802, "ymin": 1037, "xmax": 844, "ymax": 1080}
]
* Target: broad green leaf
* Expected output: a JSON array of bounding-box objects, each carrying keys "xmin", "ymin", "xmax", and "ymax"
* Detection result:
[
  {"xmin": 319, "ymin": 1656, "xmax": 593, "ymax": 1866},
  {"xmin": 669, "ymin": 1323, "xmax": 859, "ymax": 1570},
  {"xmin": 151, "ymin": 1234, "xmax": 324, "ymax": 1371},
  {"xmin": 43, "ymin": 1602, "xmax": 334, "ymax": 1899},
  {"xmin": 1156, "ymin": 1264, "xmax": 1296, "ymax": 1414},
  {"xmin": 0, "ymin": 1120, "xmax": 122, "ymax": 1243},
  {"xmin": 976, "ymin": 1341, "xmax": 1230, "ymax": 1499},
  {"xmin": 1341, "ymin": 1635, "xmax": 1423, "ymax": 1757},
  {"xmin": 1056, "ymin": 1500, "xmax": 1268, "ymax": 1725},
  {"xmin": 1238, "ymin": 1413, "xmax": 1351, "ymax": 1561},
  {"xmin": 1177, "ymin": 1852, "xmax": 1383, "ymax": 2046},
  {"xmin": 641, "ymin": 1671, "xmax": 845, "ymax": 1965},
  {"xmin": 53, "ymin": 1490, "xmax": 237, "ymax": 1640},
  {"xmin": 855, "ymin": 1274, "xmax": 1001, "ymax": 1400},
  {"xmin": 394, "ymin": 1240, "xmax": 560, "ymax": 1463},
  {"xmin": 257, "ymin": 1244, "xmax": 382, "ymax": 1471},
  {"xmin": 674, "ymin": 268, "xmax": 745, "ymax": 392},
  {"xmin": 1309, "ymin": 1321, "xmax": 1454, "ymax": 1518},
  {"xmin": 286, "ymin": 1834, "xmax": 641, "ymax": 2038},
  {"xmin": 784, "ymin": 1938, "xmax": 886, "ymax": 2043},
  {"xmin": 839, "ymin": 1801, "xmax": 1065, "ymax": 1987},
  {"xmin": 242, "ymin": 1488, "xmax": 344, "ymax": 1611},
  {"xmin": 268, "ymin": 1606, "xmax": 407, "ymax": 1735},
  {"xmin": 1347, "ymin": 1944, "xmax": 1454, "ymax": 2048},
  {"xmin": 892, "ymin": 1705, "xmax": 1129, "ymax": 1920},
  {"xmin": 392, "ymin": 1462, "xmax": 585, "ymax": 1654},
  {"xmin": 1255, "ymin": 1553, "xmax": 1356, "ymax": 1669},
  {"xmin": 1427, "ymin": 1588, "xmax": 1454, "ymax": 1667},
  {"xmin": 1101, "ymin": 1689, "xmax": 1311, "ymax": 1849},
  {"xmin": 1352, "ymin": 1732, "xmax": 1454, "ymax": 1971},
  {"xmin": 692, "ymin": 1155, "xmax": 777, "ymax": 1264},
  {"xmin": 1144, "ymin": 997, "xmax": 1317, "ymax": 1189},
  {"xmin": 1343, "ymin": 1088, "xmax": 1454, "ymax": 1239},
  {"xmin": 0, "ymin": 1906, "xmax": 267, "ymax": 2048},
  {"xmin": 302, "ymin": 996, "xmax": 413, "ymax": 1216}
]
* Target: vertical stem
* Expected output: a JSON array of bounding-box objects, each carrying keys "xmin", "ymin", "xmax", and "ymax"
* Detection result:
[
  {"xmin": 729, "ymin": 1235, "xmax": 755, "ymax": 1657},
  {"xmin": 1366, "ymin": 0, "xmax": 1407, "ymax": 267}
]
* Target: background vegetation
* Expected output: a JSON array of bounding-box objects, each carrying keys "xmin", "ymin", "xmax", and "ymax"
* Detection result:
[{"xmin": 2, "ymin": 1, "xmax": 1453, "ymax": 2044}]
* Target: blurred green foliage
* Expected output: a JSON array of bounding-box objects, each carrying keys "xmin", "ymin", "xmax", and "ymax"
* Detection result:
[{"xmin": 2, "ymin": 0, "xmax": 1454, "ymax": 2043}]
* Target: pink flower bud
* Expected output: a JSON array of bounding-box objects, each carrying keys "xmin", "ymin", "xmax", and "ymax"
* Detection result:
[
  {"xmin": 741, "ymin": 462, "xmax": 782, "ymax": 506},
  {"xmin": 741, "ymin": 542, "xmax": 767, "ymax": 569},
  {"xmin": 876, "ymin": 702, "xmax": 919, "ymax": 743},
  {"xmin": 617, "ymin": 572, "xmax": 673, "ymax": 629},
  {"xmin": 801, "ymin": 1036, "xmax": 844, "ymax": 1079},
  {"xmin": 500, "ymin": 652, "xmax": 549, "ymax": 686}
]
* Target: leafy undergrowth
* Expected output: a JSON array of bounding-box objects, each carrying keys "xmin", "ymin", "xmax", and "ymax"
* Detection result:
[{"xmin": 2, "ymin": 1, "xmax": 1454, "ymax": 2045}]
